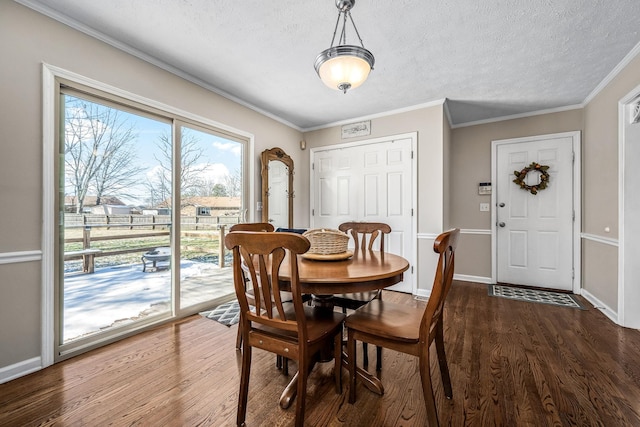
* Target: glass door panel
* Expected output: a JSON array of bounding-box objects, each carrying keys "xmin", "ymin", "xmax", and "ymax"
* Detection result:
[
  {"xmin": 60, "ymin": 93, "xmax": 173, "ymax": 346},
  {"xmin": 177, "ymin": 124, "xmax": 242, "ymax": 310}
]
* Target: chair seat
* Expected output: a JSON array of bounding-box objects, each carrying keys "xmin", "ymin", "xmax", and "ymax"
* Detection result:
[
  {"xmin": 345, "ymin": 299, "xmax": 424, "ymax": 343},
  {"xmin": 252, "ymin": 303, "xmax": 346, "ymax": 344}
]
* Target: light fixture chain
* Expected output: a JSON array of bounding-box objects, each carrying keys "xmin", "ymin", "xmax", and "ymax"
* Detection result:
[
  {"xmin": 348, "ymin": 12, "xmax": 366, "ymax": 48},
  {"xmin": 329, "ymin": 12, "xmax": 342, "ymax": 48},
  {"xmin": 339, "ymin": 11, "xmax": 348, "ymax": 45}
]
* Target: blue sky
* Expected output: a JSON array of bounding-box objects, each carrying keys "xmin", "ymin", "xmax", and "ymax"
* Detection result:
[{"xmin": 65, "ymin": 95, "xmax": 243, "ymax": 206}]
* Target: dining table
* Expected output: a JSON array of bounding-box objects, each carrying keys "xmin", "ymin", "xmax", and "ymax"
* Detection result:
[{"xmin": 272, "ymin": 248, "xmax": 410, "ymax": 409}]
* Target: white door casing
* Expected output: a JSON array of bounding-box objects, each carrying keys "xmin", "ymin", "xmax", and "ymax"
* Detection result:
[
  {"xmin": 310, "ymin": 134, "xmax": 416, "ymax": 293},
  {"xmin": 619, "ymin": 89, "xmax": 640, "ymax": 328},
  {"xmin": 492, "ymin": 132, "xmax": 580, "ymax": 291}
]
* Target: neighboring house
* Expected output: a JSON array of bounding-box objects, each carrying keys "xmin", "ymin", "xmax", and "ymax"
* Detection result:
[
  {"xmin": 64, "ymin": 196, "xmax": 127, "ymax": 213},
  {"xmin": 157, "ymin": 196, "xmax": 242, "ymax": 217},
  {"xmin": 141, "ymin": 208, "xmax": 171, "ymax": 216},
  {"xmin": 91, "ymin": 204, "xmax": 131, "ymax": 215}
]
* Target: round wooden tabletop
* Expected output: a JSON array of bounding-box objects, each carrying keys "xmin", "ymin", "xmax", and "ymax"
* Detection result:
[{"xmin": 278, "ymin": 249, "xmax": 410, "ymax": 295}]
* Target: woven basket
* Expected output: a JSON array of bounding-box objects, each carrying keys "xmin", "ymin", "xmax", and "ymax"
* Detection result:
[{"xmin": 303, "ymin": 229, "xmax": 349, "ymax": 255}]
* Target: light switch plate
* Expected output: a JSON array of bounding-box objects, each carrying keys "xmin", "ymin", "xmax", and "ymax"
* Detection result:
[{"xmin": 480, "ymin": 203, "xmax": 490, "ymax": 212}]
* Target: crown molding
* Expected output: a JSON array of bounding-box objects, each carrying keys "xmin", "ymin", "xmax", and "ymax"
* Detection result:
[
  {"xmin": 14, "ymin": 0, "xmax": 304, "ymax": 132},
  {"xmin": 302, "ymin": 99, "xmax": 447, "ymax": 132},
  {"xmin": 583, "ymin": 39, "xmax": 640, "ymax": 105}
]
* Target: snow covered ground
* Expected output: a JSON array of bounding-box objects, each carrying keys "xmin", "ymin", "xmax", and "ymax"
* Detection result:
[{"xmin": 63, "ymin": 260, "xmax": 234, "ymax": 341}]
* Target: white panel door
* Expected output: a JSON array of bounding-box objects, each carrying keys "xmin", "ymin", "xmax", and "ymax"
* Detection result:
[
  {"xmin": 496, "ymin": 135, "xmax": 574, "ymax": 290},
  {"xmin": 312, "ymin": 137, "xmax": 414, "ymax": 292}
]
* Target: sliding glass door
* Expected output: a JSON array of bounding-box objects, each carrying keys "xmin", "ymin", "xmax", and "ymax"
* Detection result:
[{"xmin": 57, "ymin": 86, "xmax": 244, "ymax": 359}]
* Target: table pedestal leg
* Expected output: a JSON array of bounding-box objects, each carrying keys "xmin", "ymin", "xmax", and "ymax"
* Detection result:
[
  {"xmin": 279, "ymin": 370, "xmax": 299, "ymax": 409},
  {"xmin": 342, "ymin": 353, "xmax": 384, "ymax": 395}
]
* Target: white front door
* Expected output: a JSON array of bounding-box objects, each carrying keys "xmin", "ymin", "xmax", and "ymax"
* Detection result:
[
  {"xmin": 311, "ymin": 135, "xmax": 415, "ymax": 293},
  {"xmin": 494, "ymin": 133, "xmax": 575, "ymax": 290}
]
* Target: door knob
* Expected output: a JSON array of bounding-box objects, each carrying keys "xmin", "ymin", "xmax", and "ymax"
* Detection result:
[
  {"xmin": 498, "ymin": 222, "xmax": 506, "ymax": 227},
  {"xmin": 499, "ymin": 203, "xmax": 505, "ymax": 207}
]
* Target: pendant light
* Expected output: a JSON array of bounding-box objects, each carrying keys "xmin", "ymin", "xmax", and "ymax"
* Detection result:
[{"xmin": 314, "ymin": 0, "xmax": 375, "ymax": 94}]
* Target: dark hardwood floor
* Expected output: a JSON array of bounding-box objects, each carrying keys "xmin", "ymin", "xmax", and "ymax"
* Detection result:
[{"xmin": 1, "ymin": 281, "xmax": 640, "ymax": 426}]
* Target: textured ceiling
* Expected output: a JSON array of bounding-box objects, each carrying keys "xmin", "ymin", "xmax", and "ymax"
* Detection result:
[{"xmin": 17, "ymin": 0, "xmax": 640, "ymax": 130}]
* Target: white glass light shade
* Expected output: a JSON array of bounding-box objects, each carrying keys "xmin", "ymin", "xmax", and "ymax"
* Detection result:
[{"xmin": 314, "ymin": 45, "xmax": 374, "ymax": 93}]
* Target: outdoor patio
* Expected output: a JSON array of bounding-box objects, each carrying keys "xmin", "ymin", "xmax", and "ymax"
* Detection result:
[{"xmin": 63, "ymin": 259, "xmax": 234, "ymax": 341}]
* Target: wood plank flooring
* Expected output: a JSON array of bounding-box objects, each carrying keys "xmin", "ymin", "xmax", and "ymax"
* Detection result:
[{"xmin": 1, "ymin": 281, "xmax": 640, "ymax": 426}]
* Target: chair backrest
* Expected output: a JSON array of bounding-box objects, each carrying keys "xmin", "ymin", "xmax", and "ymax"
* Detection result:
[
  {"xmin": 225, "ymin": 231, "xmax": 311, "ymax": 338},
  {"xmin": 230, "ymin": 222, "xmax": 275, "ymax": 232},
  {"xmin": 338, "ymin": 222, "xmax": 392, "ymax": 252},
  {"xmin": 420, "ymin": 228, "xmax": 460, "ymax": 343}
]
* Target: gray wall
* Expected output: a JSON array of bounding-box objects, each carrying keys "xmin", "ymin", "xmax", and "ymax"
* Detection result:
[
  {"xmin": 449, "ymin": 109, "xmax": 584, "ymax": 280},
  {"xmin": 582, "ymin": 53, "xmax": 640, "ymax": 310},
  {"xmin": 0, "ymin": 1, "xmax": 303, "ymax": 371}
]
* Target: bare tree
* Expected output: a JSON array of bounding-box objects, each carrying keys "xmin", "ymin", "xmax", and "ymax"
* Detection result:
[
  {"xmin": 64, "ymin": 96, "xmax": 142, "ymax": 212},
  {"xmin": 153, "ymin": 130, "xmax": 208, "ymax": 203},
  {"xmin": 224, "ymin": 168, "xmax": 242, "ymax": 197}
]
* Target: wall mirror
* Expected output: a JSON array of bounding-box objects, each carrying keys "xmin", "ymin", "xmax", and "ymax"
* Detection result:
[{"xmin": 261, "ymin": 147, "xmax": 293, "ymax": 229}]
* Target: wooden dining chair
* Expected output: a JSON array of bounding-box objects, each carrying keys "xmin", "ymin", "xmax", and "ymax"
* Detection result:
[
  {"xmin": 333, "ymin": 221, "xmax": 392, "ymax": 371},
  {"xmin": 345, "ymin": 228, "xmax": 460, "ymax": 427},
  {"xmin": 229, "ymin": 222, "xmax": 275, "ymax": 350},
  {"xmin": 225, "ymin": 231, "xmax": 345, "ymax": 427}
]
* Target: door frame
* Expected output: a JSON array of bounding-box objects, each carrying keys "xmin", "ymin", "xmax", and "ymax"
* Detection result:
[
  {"xmin": 618, "ymin": 85, "xmax": 640, "ymax": 328},
  {"xmin": 490, "ymin": 131, "xmax": 582, "ymax": 293},
  {"xmin": 309, "ymin": 132, "xmax": 417, "ymax": 294}
]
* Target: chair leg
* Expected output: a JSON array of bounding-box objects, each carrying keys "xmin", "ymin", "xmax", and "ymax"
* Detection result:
[
  {"xmin": 435, "ymin": 320, "xmax": 452, "ymax": 399},
  {"xmin": 375, "ymin": 291, "xmax": 383, "ymax": 372},
  {"xmin": 236, "ymin": 324, "xmax": 243, "ymax": 350},
  {"xmin": 295, "ymin": 357, "xmax": 309, "ymax": 427},
  {"xmin": 237, "ymin": 343, "xmax": 252, "ymax": 427},
  {"xmin": 334, "ymin": 330, "xmax": 342, "ymax": 394},
  {"xmin": 362, "ymin": 342, "xmax": 369, "ymax": 368},
  {"xmin": 348, "ymin": 329, "xmax": 357, "ymax": 404},
  {"xmin": 418, "ymin": 347, "xmax": 440, "ymax": 427}
]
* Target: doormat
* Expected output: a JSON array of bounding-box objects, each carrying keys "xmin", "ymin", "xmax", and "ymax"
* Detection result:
[
  {"xmin": 488, "ymin": 285, "xmax": 587, "ymax": 310},
  {"xmin": 201, "ymin": 301, "xmax": 247, "ymax": 327}
]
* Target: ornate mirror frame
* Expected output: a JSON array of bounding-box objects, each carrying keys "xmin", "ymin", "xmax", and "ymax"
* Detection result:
[{"xmin": 261, "ymin": 147, "xmax": 294, "ymax": 228}]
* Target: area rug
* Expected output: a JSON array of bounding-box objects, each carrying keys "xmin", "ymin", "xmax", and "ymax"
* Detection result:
[
  {"xmin": 201, "ymin": 301, "xmax": 245, "ymax": 327},
  {"xmin": 488, "ymin": 285, "xmax": 586, "ymax": 309}
]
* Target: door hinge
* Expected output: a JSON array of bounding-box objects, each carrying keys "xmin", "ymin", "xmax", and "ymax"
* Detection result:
[
  {"xmin": 312, "ymin": 162, "xmax": 315, "ymax": 170},
  {"xmin": 572, "ymin": 210, "xmax": 575, "ymax": 221},
  {"xmin": 312, "ymin": 209, "xmax": 314, "ymax": 216},
  {"xmin": 411, "ymin": 151, "xmax": 414, "ymax": 159},
  {"xmin": 411, "ymin": 208, "xmax": 414, "ymax": 216},
  {"xmin": 572, "ymin": 151, "xmax": 575, "ymax": 163}
]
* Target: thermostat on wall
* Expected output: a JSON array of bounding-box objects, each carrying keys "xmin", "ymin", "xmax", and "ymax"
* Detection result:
[{"xmin": 478, "ymin": 182, "xmax": 492, "ymax": 195}]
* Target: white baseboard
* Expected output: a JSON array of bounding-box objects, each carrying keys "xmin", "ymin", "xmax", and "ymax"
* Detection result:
[
  {"xmin": 414, "ymin": 288, "xmax": 431, "ymax": 299},
  {"xmin": 580, "ymin": 288, "xmax": 618, "ymax": 324},
  {"xmin": 0, "ymin": 357, "xmax": 42, "ymax": 384},
  {"xmin": 454, "ymin": 273, "xmax": 493, "ymax": 284}
]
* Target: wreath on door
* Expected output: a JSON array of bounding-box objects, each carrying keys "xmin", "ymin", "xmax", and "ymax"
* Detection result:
[{"xmin": 513, "ymin": 162, "xmax": 550, "ymax": 195}]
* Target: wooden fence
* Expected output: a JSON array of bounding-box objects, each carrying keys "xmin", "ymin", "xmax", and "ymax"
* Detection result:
[
  {"xmin": 64, "ymin": 215, "xmax": 240, "ymax": 272},
  {"xmin": 64, "ymin": 213, "xmax": 241, "ymax": 229}
]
